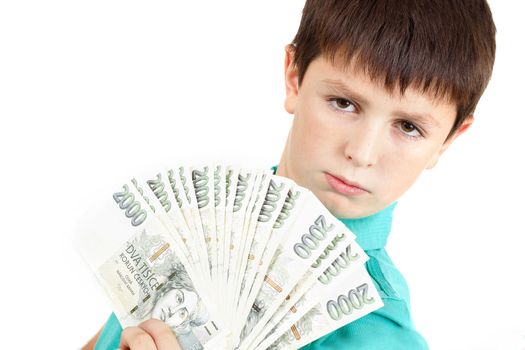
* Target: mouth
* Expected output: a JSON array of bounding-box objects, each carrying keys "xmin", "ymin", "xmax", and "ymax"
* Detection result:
[{"xmin": 324, "ymin": 172, "xmax": 369, "ymax": 196}]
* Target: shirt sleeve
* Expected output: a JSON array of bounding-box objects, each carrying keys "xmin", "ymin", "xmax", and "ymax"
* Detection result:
[
  {"xmin": 94, "ymin": 313, "xmax": 122, "ymax": 350},
  {"xmin": 300, "ymin": 250, "xmax": 428, "ymax": 350}
]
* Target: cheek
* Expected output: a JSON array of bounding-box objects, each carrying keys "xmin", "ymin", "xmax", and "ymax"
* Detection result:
[
  {"xmin": 381, "ymin": 151, "xmax": 434, "ymax": 200},
  {"xmin": 292, "ymin": 101, "xmax": 337, "ymax": 158}
]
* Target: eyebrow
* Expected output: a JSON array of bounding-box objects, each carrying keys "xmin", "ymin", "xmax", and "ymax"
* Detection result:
[
  {"xmin": 322, "ymin": 78, "xmax": 371, "ymax": 106},
  {"xmin": 321, "ymin": 78, "xmax": 441, "ymax": 127}
]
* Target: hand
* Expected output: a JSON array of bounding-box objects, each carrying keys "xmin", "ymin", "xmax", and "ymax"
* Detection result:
[{"xmin": 118, "ymin": 319, "xmax": 182, "ymax": 350}]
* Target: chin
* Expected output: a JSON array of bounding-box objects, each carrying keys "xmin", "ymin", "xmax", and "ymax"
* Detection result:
[
  {"xmin": 313, "ymin": 190, "xmax": 350, "ymax": 218},
  {"xmin": 329, "ymin": 206, "xmax": 367, "ymax": 219},
  {"xmin": 315, "ymin": 190, "xmax": 376, "ymax": 219}
]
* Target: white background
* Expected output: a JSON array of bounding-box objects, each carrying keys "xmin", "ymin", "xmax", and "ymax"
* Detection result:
[{"xmin": 0, "ymin": 1, "xmax": 523, "ymax": 349}]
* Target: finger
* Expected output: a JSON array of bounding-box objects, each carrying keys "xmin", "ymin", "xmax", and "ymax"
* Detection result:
[
  {"xmin": 138, "ymin": 319, "xmax": 182, "ymax": 350},
  {"xmin": 119, "ymin": 326, "xmax": 157, "ymax": 350}
]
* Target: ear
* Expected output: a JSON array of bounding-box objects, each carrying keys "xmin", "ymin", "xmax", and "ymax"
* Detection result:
[
  {"xmin": 284, "ymin": 44, "xmax": 300, "ymax": 115},
  {"xmin": 426, "ymin": 115, "xmax": 474, "ymax": 169}
]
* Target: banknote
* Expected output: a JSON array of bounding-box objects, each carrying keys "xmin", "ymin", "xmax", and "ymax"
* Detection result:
[
  {"xmin": 75, "ymin": 180, "xmax": 221, "ymax": 350},
  {"xmin": 235, "ymin": 176, "xmax": 293, "ymax": 321},
  {"xmin": 220, "ymin": 166, "xmax": 240, "ymax": 320},
  {"xmin": 260, "ymin": 265, "xmax": 382, "ymax": 350},
  {"xmin": 191, "ymin": 165, "xmax": 217, "ymax": 287},
  {"xmin": 179, "ymin": 166, "xmax": 211, "ymax": 281},
  {"xmin": 232, "ymin": 183, "xmax": 308, "ymax": 341},
  {"xmin": 131, "ymin": 175, "xmax": 209, "ymax": 291},
  {"xmin": 226, "ymin": 168, "xmax": 259, "ymax": 323},
  {"xmin": 77, "ymin": 164, "xmax": 385, "ymax": 350},
  {"xmin": 213, "ymin": 165, "xmax": 227, "ymax": 306},
  {"xmin": 232, "ymin": 170, "xmax": 272, "ymax": 311},
  {"xmin": 168, "ymin": 167, "xmax": 209, "ymax": 281},
  {"xmin": 236, "ymin": 192, "xmax": 354, "ymax": 348},
  {"xmin": 245, "ymin": 232, "xmax": 367, "ymax": 350}
]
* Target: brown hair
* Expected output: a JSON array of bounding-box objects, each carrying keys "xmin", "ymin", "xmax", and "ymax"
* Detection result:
[{"xmin": 290, "ymin": 0, "xmax": 496, "ymax": 141}]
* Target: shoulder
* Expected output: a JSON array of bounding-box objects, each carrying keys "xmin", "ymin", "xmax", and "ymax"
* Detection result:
[{"xmin": 366, "ymin": 248, "xmax": 411, "ymax": 305}]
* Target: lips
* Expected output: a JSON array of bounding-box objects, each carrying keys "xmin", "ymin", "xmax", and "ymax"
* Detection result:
[
  {"xmin": 324, "ymin": 172, "xmax": 369, "ymax": 195},
  {"xmin": 332, "ymin": 174, "xmax": 367, "ymax": 191}
]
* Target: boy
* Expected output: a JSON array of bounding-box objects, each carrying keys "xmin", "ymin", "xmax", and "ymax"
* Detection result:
[{"xmin": 84, "ymin": 0, "xmax": 496, "ymax": 349}]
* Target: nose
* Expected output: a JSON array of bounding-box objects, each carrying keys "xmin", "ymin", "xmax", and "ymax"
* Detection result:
[{"xmin": 343, "ymin": 121, "xmax": 383, "ymax": 167}]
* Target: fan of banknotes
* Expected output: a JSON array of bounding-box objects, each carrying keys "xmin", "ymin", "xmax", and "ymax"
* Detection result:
[{"xmin": 75, "ymin": 164, "xmax": 383, "ymax": 350}]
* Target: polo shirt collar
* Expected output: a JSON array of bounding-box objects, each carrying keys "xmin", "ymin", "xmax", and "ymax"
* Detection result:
[{"xmin": 337, "ymin": 201, "xmax": 397, "ymax": 250}]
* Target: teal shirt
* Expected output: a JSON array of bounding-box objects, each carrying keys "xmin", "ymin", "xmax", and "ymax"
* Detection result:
[
  {"xmin": 299, "ymin": 203, "xmax": 428, "ymax": 350},
  {"xmin": 94, "ymin": 169, "xmax": 428, "ymax": 350}
]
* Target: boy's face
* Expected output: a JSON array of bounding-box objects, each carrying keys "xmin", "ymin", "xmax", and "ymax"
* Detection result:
[{"xmin": 277, "ymin": 46, "xmax": 473, "ymax": 218}]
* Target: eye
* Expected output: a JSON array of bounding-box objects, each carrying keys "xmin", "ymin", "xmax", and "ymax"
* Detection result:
[
  {"xmin": 398, "ymin": 120, "xmax": 423, "ymax": 139},
  {"xmin": 328, "ymin": 97, "xmax": 357, "ymax": 113},
  {"xmin": 178, "ymin": 308, "xmax": 188, "ymax": 320}
]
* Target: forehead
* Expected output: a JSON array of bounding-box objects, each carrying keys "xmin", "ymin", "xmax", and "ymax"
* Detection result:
[
  {"xmin": 312, "ymin": 55, "xmax": 444, "ymax": 100},
  {"xmin": 304, "ymin": 55, "xmax": 457, "ymax": 124}
]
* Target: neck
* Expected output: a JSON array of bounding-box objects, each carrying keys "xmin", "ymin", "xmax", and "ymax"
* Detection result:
[{"xmin": 276, "ymin": 127, "xmax": 293, "ymax": 179}]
